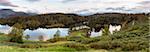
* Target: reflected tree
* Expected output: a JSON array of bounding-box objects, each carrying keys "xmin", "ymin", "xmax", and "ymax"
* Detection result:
[
  {"xmin": 39, "ymin": 35, "xmax": 44, "ymax": 41},
  {"xmin": 25, "ymin": 35, "xmax": 30, "ymax": 40},
  {"xmin": 54, "ymin": 30, "xmax": 60, "ymax": 38}
]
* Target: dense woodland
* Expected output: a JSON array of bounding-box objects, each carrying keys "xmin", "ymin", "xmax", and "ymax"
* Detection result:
[{"xmin": 0, "ymin": 13, "xmax": 149, "ymax": 29}]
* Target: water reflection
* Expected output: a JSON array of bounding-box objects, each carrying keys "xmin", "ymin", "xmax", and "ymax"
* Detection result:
[
  {"xmin": 0, "ymin": 25, "xmax": 12, "ymax": 34},
  {"xmin": 0, "ymin": 24, "xmax": 121, "ymax": 41},
  {"xmin": 90, "ymin": 29, "xmax": 103, "ymax": 37},
  {"xmin": 109, "ymin": 25, "xmax": 121, "ymax": 34},
  {"xmin": 24, "ymin": 28, "xmax": 69, "ymax": 41}
]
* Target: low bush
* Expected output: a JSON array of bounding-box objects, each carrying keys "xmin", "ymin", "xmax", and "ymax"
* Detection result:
[
  {"xmin": 0, "ymin": 33, "xmax": 4, "ymax": 35},
  {"xmin": 67, "ymin": 36, "xmax": 85, "ymax": 41},
  {"xmin": 121, "ymin": 40, "xmax": 149, "ymax": 51},
  {"xmin": 67, "ymin": 35, "xmax": 95, "ymax": 44},
  {"xmin": 20, "ymin": 44, "xmax": 48, "ymax": 48},
  {"xmin": 89, "ymin": 37, "xmax": 101, "ymax": 42},
  {"xmin": 48, "ymin": 37, "xmax": 67, "ymax": 43},
  {"xmin": 89, "ymin": 39, "xmax": 149, "ymax": 51},
  {"xmin": 0, "ymin": 35, "xmax": 10, "ymax": 42},
  {"xmin": 62, "ymin": 43, "xmax": 88, "ymax": 51},
  {"xmin": 8, "ymin": 27, "xmax": 24, "ymax": 43},
  {"xmin": 89, "ymin": 41, "xmax": 122, "ymax": 49},
  {"xmin": 38, "ymin": 46, "xmax": 77, "ymax": 52}
]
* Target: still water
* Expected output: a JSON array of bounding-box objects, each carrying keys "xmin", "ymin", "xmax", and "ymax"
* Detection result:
[
  {"xmin": 24, "ymin": 28, "xmax": 69, "ymax": 41},
  {"xmin": 0, "ymin": 24, "xmax": 121, "ymax": 41},
  {"xmin": 0, "ymin": 24, "xmax": 69, "ymax": 41}
]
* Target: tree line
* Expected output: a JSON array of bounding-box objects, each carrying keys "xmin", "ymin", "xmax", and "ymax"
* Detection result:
[{"xmin": 0, "ymin": 13, "xmax": 149, "ymax": 29}]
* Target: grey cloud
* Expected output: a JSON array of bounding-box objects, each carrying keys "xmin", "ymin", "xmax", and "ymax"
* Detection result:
[
  {"xmin": 0, "ymin": 2, "xmax": 18, "ymax": 7},
  {"xmin": 0, "ymin": 0, "xmax": 18, "ymax": 7},
  {"xmin": 26, "ymin": 0, "xmax": 40, "ymax": 2},
  {"xmin": 106, "ymin": 7, "xmax": 133, "ymax": 12},
  {"xmin": 75, "ymin": 9, "xmax": 89, "ymax": 13},
  {"xmin": 138, "ymin": 1, "xmax": 150, "ymax": 5},
  {"xmin": 124, "ymin": 9, "xmax": 132, "ymax": 11},
  {"xmin": 135, "ymin": 1, "xmax": 150, "ymax": 10},
  {"xmin": 61, "ymin": 0, "xmax": 77, "ymax": 3},
  {"xmin": 106, "ymin": 7, "xmax": 125, "ymax": 10}
]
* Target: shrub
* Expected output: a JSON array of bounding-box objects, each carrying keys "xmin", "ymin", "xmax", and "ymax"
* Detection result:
[
  {"xmin": 99, "ymin": 35, "xmax": 112, "ymax": 41},
  {"xmin": 90, "ymin": 37, "xmax": 101, "ymax": 42},
  {"xmin": 48, "ymin": 37, "xmax": 67, "ymax": 43},
  {"xmin": 9, "ymin": 35, "xmax": 23, "ymax": 43},
  {"xmin": 38, "ymin": 46, "xmax": 77, "ymax": 52},
  {"xmin": 0, "ymin": 33, "xmax": 4, "ymax": 35},
  {"xmin": 89, "ymin": 41, "xmax": 123, "ymax": 49},
  {"xmin": 102, "ymin": 25, "xmax": 110, "ymax": 36},
  {"xmin": 89, "ymin": 39, "xmax": 149, "ymax": 51},
  {"xmin": 121, "ymin": 40, "xmax": 149, "ymax": 51},
  {"xmin": 9, "ymin": 25, "xmax": 24, "ymax": 43},
  {"xmin": 20, "ymin": 44, "xmax": 48, "ymax": 48},
  {"xmin": 78, "ymin": 38, "xmax": 92, "ymax": 44},
  {"xmin": 67, "ymin": 36, "xmax": 85, "ymax": 42},
  {"xmin": 67, "ymin": 35, "xmax": 93, "ymax": 44},
  {"xmin": 0, "ymin": 35, "xmax": 10, "ymax": 42},
  {"xmin": 62, "ymin": 43, "xmax": 88, "ymax": 51}
]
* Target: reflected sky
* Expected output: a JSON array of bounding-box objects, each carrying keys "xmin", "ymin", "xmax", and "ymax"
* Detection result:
[
  {"xmin": 0, "ymin": 24, "xmax": 121, "ymax": 41},
  {"xmin": 24, "ymin": 28, "xmax": 69, "ymax": 41},
  {"xmin": 90, "ymin": 30, "xmax": 102, "ymax": 37},
  {"xmin": 0, "ymin": 24, "xmax": 69, "ymax": 41},
  {"xmin": 0, "ymin": 25, "xmax": 12, "ymax": 34}
]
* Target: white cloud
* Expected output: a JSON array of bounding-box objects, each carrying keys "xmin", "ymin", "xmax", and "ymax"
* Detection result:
[{"xmin": 0, "ymin": 0, "xmax": 149, "ymax": 14}]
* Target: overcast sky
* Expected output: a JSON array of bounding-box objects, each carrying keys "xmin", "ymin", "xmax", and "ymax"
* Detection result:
[{"xmin": 0, "ymin": 0, "xmax": 150, "ymax": 14}]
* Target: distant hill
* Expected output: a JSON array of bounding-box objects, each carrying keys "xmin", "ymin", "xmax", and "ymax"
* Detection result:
[{"xmin": 0, "ymin": 9, "xmax": 36, "ymax": 18}]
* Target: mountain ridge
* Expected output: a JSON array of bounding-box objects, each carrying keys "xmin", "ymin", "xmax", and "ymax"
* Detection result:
[{"xmin": 0, "ymin": 9, "xmax": 36, "ymax": 18}]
